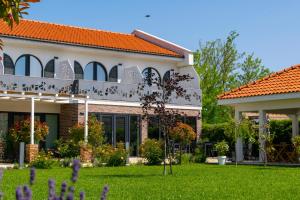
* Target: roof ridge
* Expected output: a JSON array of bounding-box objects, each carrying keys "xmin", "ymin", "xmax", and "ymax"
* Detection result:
[
  {"xmin": 21, "ymin": 18, "xmax": 133, "ymax": 36},
  {"xmin": 218, "ymin": 64, "xmax": 300, "ymax": 99}
]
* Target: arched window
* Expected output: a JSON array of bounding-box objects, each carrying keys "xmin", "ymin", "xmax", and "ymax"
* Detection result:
[
  {"xmin": 44, "ymin": 59, "xmax": 55, "ymax": 78},
  {"xmin": 84, "ymin": 62, "xmax": 107, "ymax": 81},
  {"xmin": 74, "ymin": 61, "xmax": 84, "ymax": 80},
  {"xmin": 3, "ymin": 54, "xmax": 14, "ymax": 75},
  {"xmin": 163, "ymin": 70, "xmax": 173, "ymax": 85},
  {"xmin": 109, "ymin": 65, "xmax": 118, "ymax": 82},
  {"xmin": 15, "ymin": 55, "xmax": 43, "ymax": 77},
  {"xmin": 142, "ymin": 67, "xmax": 161, "ymax": 86}
]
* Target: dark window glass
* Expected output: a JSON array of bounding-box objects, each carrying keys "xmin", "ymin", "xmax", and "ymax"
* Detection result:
[
  {"xmin": 186, "ymin": 117, "xmax": 197, "ymax": 132},
  {"xmin": 163, "ymin": 70, "xmax": 173, "ymax": 85},
  {"xmin": 74, "ymin": 61, "xmax": 84, "ymax": 80},
  {"xmin": 15, "ymin": 55, "xmax": 42, "ymax": 77},
  {"xmin": 3, "ymin": 54, "xmax": 14, "ymax": 75},
  {"xmin": 109, "ymin": 65, "xmax": 118, "ymax": 82},
  {"xmin": 142, "ymin": 67, "xmax": 161, "ymax": 86},
  {"xmin": 130, "ymin": 116, "xmax": 140, "ymax": 156},
  {"xmin": 116, "ymin": 116, "xmax": 126, "ymax": 144},
  {"xmin": 148, "ymin": 116, "xmax": 160, "ymax": 140},
  {"xmin": 44, "ymin": 59, "xmax": 55, "ymax": 78},
  {"xmin": 102, "ymin": 115, "xmax": 113, "ymax": 144},
  {"xmin": 84, "ymin": 62, "xmax": 107, "ymax": 81}
]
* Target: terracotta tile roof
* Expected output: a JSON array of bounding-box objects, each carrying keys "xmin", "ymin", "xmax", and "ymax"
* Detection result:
[
  {"xmin": 218, "ymin": 64, "xmax": 300, "ymax": 100},
  {"xmin": 0, "ymin": 19, "xmax": 181, "ymax": 58}
]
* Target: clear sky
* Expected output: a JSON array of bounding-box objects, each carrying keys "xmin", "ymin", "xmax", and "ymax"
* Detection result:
[{"xmin": 25, "ymin": 0, "xmax": 300, "ymax": 71}]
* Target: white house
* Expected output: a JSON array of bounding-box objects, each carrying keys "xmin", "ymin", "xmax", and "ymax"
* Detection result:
[{"xmin": 0, "ymin": 19, "xmax": 201, "ymax": 162}]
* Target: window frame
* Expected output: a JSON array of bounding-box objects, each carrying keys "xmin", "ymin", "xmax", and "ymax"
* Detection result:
[
  {"xmin": 15, "ymin": 54, "xmax": 43, "ymax": 77},
  {"xmin": 84, "ymin": 61, "xmax": 107, "ymax": 81}
]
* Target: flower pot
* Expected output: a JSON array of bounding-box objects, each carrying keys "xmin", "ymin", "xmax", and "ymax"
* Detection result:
[{"xmin": 217, "ymin": 156, "xmax": 226, "ymax": 165}]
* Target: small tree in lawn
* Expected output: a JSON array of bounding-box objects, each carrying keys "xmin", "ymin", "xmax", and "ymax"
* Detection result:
[
  {"xmin": 169, "ymin": 122, "xmax": 196, "ymax": 164},
  {"xmin": 138, "ymin": 70, "xmax": 193, "ymax": 175}
]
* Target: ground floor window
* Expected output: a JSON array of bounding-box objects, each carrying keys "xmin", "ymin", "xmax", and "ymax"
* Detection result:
[
  {"xmin": 148, "ymin": 116, "xmax": 197, "ymax": 140},
  {"xmin": 94, "ymin": 113, "xmax": 141, "ymax": 157}
]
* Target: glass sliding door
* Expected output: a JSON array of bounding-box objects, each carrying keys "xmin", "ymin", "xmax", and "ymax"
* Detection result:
[
  {"xmin": 45, "ymin": 114, "xmax": 58, "ymax": 149},
  {"xmin": 129, "ymin": 116, "xmax": 140, "ymax": 156},
  {"xmin": 115, "ymin": 116, "xmax": 127, "ymax": 146},
  {"xmin": 0, "ymin": 113, "xmax": 8, "ymax": 140},
  {"xmin": 101, "ymin": 115, "xmax": 113, "ymax": 144}
]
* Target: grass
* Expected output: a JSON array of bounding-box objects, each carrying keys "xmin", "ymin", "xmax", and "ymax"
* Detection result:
[{"xmin": 1, "ymin": 164, "xmax": 300, "ymax": 199}]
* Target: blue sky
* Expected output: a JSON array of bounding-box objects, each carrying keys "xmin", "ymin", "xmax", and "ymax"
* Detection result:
[{"xmin": 26, "ymin": 0, "xmax": 300, "ymax": 71}]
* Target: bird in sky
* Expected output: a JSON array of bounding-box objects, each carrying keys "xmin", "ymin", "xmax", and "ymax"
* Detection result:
[{"xmin": 145, "ymin": 15, "xmax": 151, "ymax": 18}]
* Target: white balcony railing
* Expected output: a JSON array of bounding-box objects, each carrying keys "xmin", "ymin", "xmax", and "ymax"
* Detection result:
[{"xmin": 0, "ymin": 75, "xmax": 201, "ymax": 107}]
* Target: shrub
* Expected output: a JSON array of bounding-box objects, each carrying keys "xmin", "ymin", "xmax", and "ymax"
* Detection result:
[
  {"xmin": 214, "ymin": 140, "xmax": 229, "ymax": 156},
  {"xmin": 140, "ymin": 139, "xmax": 163, "ymax": 165},
  {"xmin": 8, "ymin": 119, "xmax": 49, "ymax": 144},
  {"xmin": 93, "ymin": 144, "xmax": 114, "ymax": 164},
  {"xmin": 55, "ymin": 139, "xmax": 80, "ymax": 158},
  {"xmin": 192, "ymin": 146, "xmax": 206, "ymax": 163},
  {"xmin": 292, "ymin": 135, "xmax": 300, "ymax": 155},
  {"xmin": 107, "ymin": 143, "xmax": 128, "ymax": 167},
  {"xmin": 30, "ymin": 151, "xmax": 56, "ymax": 169},
  {"xmin": 180, "ymin": 153, "xmax": 192, "ymax": 164}
]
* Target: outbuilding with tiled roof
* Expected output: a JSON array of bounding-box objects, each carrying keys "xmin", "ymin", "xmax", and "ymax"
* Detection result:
[{"xmin": 218, "ymin": 64, "xmax": 300, "ymax": 163}]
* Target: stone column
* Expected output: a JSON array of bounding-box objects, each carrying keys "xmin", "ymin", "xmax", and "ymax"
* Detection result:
[
  {"xmin": 196, "ymin": 112, "xmax": 202, "ymax": 141},
  {"xmin": 291, "ymin": 114, "xmax": 299, "ymax": 138},
  {"xmin": 259, "ymin": 110, "xmax": 267, "ymax": 162},
  {"xmin": 26, "ymin": 144, "xmax": 38, "ymax": 163},
  {"xmin": 235, "ymin": 110, "xmax": 244, "ymax": 162},
  {"xmin": 141, "ymin": 118, "xmax": 148, "ymax": 143}
]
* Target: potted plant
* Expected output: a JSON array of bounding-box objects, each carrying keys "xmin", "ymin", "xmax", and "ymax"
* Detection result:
[
  {"xmin": 292, "ymin": 136, "xmax": 300, "ymax": 162},
  {"xmin": 214, "ymin": 140, "xmax": 229, "ymax": 165}
]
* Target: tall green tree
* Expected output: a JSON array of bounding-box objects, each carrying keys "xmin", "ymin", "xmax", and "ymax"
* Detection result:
[
  {"xmin": 194, "ymin": 31, "xmax": 240, "ymax": 123},
  {"xmin": 194, "ymin": 32, "xmax": 270, "ymax": 124},
  {"xmin": 237, "ymin": 53, "xmax": 271, "ymax": 86}
]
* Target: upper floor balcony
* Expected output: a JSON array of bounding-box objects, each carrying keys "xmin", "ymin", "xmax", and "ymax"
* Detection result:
[{"xmin": 0, "ymin": 53, "xmax": 201, "ymax": 107}]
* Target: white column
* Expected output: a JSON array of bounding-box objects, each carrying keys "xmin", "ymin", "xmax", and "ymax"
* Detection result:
[
  {"xmin": 259, "ymin": 110, "xmax": 267, "ymax": 162},
  {"xmin": 30, "ymin": 97, "xmax": 35, "ymax": 144},
  {"xmin": 235, "ymin": 110, "xmax": 244, "ymax": 162},
  {"xmin": 291, "ymin": 114, "xmax": 299, "ymax": 137},
  {"xmin": 84, "ymin": 99, "xmax": 89, "ymax": 143}
]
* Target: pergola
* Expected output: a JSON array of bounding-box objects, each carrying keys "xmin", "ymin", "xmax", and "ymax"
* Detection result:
[
  {"xmin": 0, "ymin": 91, "xmax": 90, "ymax": 145},
  {"xmin": 218, "ymin": 64, "xmax": 300, "ymax": 162}
]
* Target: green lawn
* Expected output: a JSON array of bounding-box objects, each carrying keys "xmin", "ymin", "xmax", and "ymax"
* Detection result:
[{"xmin": 2, "ymin": 164, "xmax": 300, "ymax": 199}]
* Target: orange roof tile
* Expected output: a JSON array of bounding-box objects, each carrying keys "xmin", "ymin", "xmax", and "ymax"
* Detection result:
[
  {"xmin": 0, "ymin": 19, "xmax": 181, "ymax": 58},
  {"xmin": 218, "ymin": 64, "xmax": 300, "ymax": 100}
]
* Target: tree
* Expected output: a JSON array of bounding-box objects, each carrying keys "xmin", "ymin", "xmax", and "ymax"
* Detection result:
[
  {"xmin": 194, "ymin": 31, "xmax": 240, "ymax": 123},
  {"xmin": 194, "ymin": 32, "xmax": 271, "ymax": 124},
  {"xmin": 138, "ymin": 70, "xmax": 193, "ymax": 175},
  {"xmin": 237, "ymin": 53, "xmax": 271, "ymax": 86},
  {"xmin": 0, "ymin": 0, "xmax": 39, "ymax": 48},
  {"xmin": 169, "ymin": 122, "xmax": 196, "ymax": 164}
]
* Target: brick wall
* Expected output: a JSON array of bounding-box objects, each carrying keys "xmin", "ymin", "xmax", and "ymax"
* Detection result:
[{"xmin": 60, "ymin": 104, "xmax": 80, "ymax": 139}]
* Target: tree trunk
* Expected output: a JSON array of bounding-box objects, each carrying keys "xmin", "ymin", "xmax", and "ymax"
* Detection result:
[
  {"xmin": 169, "ymin": 138, "xmax": 173, "ymax": 175},
  {"xmin": 163, "ymin": 136, "xmax": 167, "ymax": 176}
]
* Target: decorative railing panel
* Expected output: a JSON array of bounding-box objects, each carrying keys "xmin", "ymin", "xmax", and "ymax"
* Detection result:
[
  {"xmin": 0, "ymin": 75, "xmax": 202, "ymax": 107},
  {"xmin": 0, "ymin": 75, "xmax": 74, "ymax": 94}
]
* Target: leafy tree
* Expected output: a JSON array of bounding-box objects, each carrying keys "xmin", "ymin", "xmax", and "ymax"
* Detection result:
[
  {"xmin": 169, "ymin": 122, "xmax": 196, "ymax": 164},
  {"xmin": 237, "ymin": 53, "xmax": 271, "ymax": 86},
  {"xmin": 0, "ymin": 0, "xmax": 39, "ymax": 48},
  {"xmin": 138, "ymin": 70, "xmax": 193, "ymax": 175},
  {"xmin": 194, "ymin": 31, "xmax": 240, "ymax": 123},
  {"xmin": 194, "ymin": 32, "xmax": 271, "ymax": 123}
]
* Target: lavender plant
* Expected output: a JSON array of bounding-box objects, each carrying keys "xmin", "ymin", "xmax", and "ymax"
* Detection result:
[{"xmin": 12, "ymin": 159, "xmax": 109, "ymax": 200}]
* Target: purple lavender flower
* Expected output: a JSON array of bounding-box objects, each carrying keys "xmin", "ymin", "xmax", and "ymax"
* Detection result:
[
  {"xmin": 71, "ymin": 159, "xmax": 80, "ymax": 183},
  {"xmin": 16, "ymin": 186, "xmax": 23, "ymax": 200},
  {"xmin": 30, "ymin": 168, "xmax": 35, "ymax": 185},
  {"xmin": 100, "ymin": 185, "xmax": 109, "ymax": 200},
  {"xmin": 80, "ymin": 191, "xmax": 85, "ymax": 200},
  {"xmin": 60, "ymin": 181, "xmax": 67, "ymax": 199},
  {"xmin": 23, "ymin": 185, "xmax": 32, "ymax": 200},
  {"xmin": 66, "ymin": 192, "xmax": 74, "ymax": 200},
  {"xmin": 48, "ymin": 179, "xmax": 56, "ymax": 200}
]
